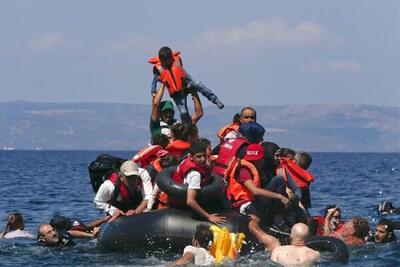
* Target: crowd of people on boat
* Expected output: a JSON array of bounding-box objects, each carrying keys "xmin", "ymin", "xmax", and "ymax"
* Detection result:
[{"xmin": 2, "ymin": 47, "xmax": 398, "ymax": 266}]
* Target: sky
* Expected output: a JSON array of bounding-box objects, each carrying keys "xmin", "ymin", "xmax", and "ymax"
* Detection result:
[{"xmin": 0, "ymin": 0, "xmax": 399, "ymax": 107}]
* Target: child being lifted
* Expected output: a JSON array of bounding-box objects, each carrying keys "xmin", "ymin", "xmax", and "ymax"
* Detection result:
[{"xmin": 148, "ymin": 46, "xmax": 224, "ymax": 123}]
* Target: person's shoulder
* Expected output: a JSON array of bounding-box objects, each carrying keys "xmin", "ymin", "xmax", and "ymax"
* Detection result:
[
  {"xmin": 271, "ymin": 245, "xmax": 285, "ymax": 254},
  {"xmin": 183, "ymin": 245, "xmax": 197, "ymax": 254},
  {"xmin": 2, "ymin": 229, "xmax": 35, "ymax": 239}
]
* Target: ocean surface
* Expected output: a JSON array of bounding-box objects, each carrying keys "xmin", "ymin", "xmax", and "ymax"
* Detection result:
[{"xmin": 0, "ymin": 151, "xmax": 399, "ymax": 266}]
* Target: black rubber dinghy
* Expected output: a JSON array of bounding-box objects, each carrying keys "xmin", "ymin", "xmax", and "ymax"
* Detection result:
[
  {"xmin": 306, "ymin": 236, "xmax": 349, "ymax": 263},
  {"xmin": 98, "ymin": 208, "xmax": 252, "ymax": 252},
  {"xmin": 99, "ymin": 208, "xmax": 350, "ymax": 263}
]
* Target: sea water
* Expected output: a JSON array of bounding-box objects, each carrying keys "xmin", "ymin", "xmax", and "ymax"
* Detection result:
[{"xmin": 0, "ymin": 151, "xmax": 399, "ymax": 266}]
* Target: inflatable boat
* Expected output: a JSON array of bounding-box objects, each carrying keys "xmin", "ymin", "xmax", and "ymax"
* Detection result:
[{"xmin": 98, "ymin": 208, "xmax": 349, "ymax": 263}]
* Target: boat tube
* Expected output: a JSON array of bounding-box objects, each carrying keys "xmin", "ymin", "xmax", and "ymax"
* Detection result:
[
  {"xmin": 99, "ymin": 208, "xmax": 350, "ymax": 263},
  {"xmin": 98, "ymin": 208, "xmax": 253, "ymax": 252},
  {"xmin": 156, "ymin": 166, "xmax": 225, "ymax": 202},
  {"xmin": 306, "ymin": 236, "xmax": 349, "ymax": 263}
]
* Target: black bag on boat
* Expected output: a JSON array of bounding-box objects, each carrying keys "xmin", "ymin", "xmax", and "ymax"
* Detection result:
[{"xmin": 88, "ymin": 154, "xmax": 127, "ymax": 193}]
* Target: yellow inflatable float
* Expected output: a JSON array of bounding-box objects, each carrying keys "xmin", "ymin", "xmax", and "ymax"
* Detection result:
[{"xmin": 209, "ymin": 225, "xmax": 246, "ymax": 263}]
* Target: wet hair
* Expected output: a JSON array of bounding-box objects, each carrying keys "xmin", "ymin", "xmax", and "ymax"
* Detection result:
[
  {"xmin": 159, "ymin": 155, "xmax": 179, "ymax": 168},
  {"xmin": 324, "ymin": 205, "xmax": 341, "ymax": 217},
  {"xmin": 377, "ymin": 218, "xmax": 397, "ymax": 242},
  {"xmin": 171, "ymin": 123, "xmax": 191, "ymax": 141},
  {"xmin": 158, "ymin": 46, "xmax": 173, "ymax": 64},
  {"xmin": 294, "ymin": 152, "xmax": 312, "ymax": 170},
  {"xmin": 151, "ymin": 133, "xmax": 170, "ymax": 148},
  {"xmin": 194, "ymin": 224, "xmax": 213, "ymax": 248},
  {"xmin": 352, "ymin": 216, "xmax": 370, "ymax": 239},
  {"xmin": 1, "ymin": 213, "xmax": 24, "ymax": 238},
  {"xmin": 240, "ymin": 107, "xmax": 257, "ymax": 120},
  {"xmin": 189, "ymin": 139, "xmax": 208, "ymax": 155}
]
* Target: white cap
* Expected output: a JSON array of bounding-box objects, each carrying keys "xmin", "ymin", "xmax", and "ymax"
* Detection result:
[{"xmin": 120, "ymin": 160, "xmax": 139, "ymax": 176}]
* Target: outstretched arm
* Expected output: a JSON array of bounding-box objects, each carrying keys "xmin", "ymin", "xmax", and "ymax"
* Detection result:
[
  {"xmin": 248, "ymin": 215, "xmax": 280, "ymax": 251},
  {"xmin": 187, "ymin": 189, "xmax": 226, "ymax": 224},
  {"xmin": 244, "ymin": 180, "xmax": 289, "ymax": 207},
  {"xmin": 150, "ymin": 84, "xmax": 165, "ymax": 122}
]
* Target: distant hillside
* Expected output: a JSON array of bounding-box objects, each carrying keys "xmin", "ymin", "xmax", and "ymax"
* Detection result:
[{"xmin": 0, "ymin": 101, "xmax": 399, "ymax": 152}]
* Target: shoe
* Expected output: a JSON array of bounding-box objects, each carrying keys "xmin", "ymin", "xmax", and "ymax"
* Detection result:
[{"xmin": 216, "ymin": 99, "xmax": 224, "ymax": 109}]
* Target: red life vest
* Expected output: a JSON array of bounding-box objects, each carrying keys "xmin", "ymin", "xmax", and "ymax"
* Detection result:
[
  {"xmin": 166, "ymin": 139, "xmax": 191, "ymax": 158},
  {"xmin": 108, "ymin": 172, "xmax": 142, "ymax": 211},
  {"xmin": 172, "ymin": 157, "xmax": 211, "ymax": 186},
  {"xmin": 148, "ymin": 51, "xmax": 186, "ymax": 95},
  {"xmin": 132, "ymin": 145, "xmax": 162, "ymax": 168},
  {"xmin": 226, "ymin": 159, "xmax": 260, "ymax": 209},
  {"xmin": 277, "ymin": 157, "xmax": 314, "ymax": 189},
  {"xmin": 213, "ymin": 137, "xmax": 249, "ymax": 178},
  {"xmin": 217, "ymin": 123, "xmax": 240, "ymax": 143},
  {"xmin": 168, "ymin": 157, "xmax": 211, "ymax": 208},
  {"xmin": 313, "ymin": 215, "xmax": 345, "ymax": 237}
]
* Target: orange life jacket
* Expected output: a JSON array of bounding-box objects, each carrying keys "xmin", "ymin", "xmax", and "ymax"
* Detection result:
[
  {"xmin": 217, "ymin": 123, "xmax": 240, "ymax": 142},
  {"xmin": 276, "ymin": 157, "xmax": 314, "ymax": 189},
  {"xmin": 148, "ymin": 51, "xmax": 186, "ymax": 95},
  {"xmin": 226, "ymin": 159, "xmax": 260, "ymax": 209},
  {"xmin": 213, "ymin": 137, "xmax": 249, "ymax": 178},
  {"xmin": 132, "ymin": 145, "xmax": 162, "ymax": 168},
  {"xmin": 166, "ymin": 139, "xmax": 191, "ymax": 158}
]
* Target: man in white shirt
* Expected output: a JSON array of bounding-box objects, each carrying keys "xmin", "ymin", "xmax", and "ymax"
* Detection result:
[
  {"xmin": 94, "ymin": 160, "xmax": 153, "ymax": 222},
  {"xmin": 170, "ymin": 224, "xmax": 215, "ymax": 266}
]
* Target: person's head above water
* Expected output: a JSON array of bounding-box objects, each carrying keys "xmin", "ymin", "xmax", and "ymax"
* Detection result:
[
  {"xmin": 290, "ymin": 223, "xmax": 310, "ymax": 243},
  {"xmin": 324, "ymin": 205, "xmax": 342, "ymax": 231},
  {"xmin": 374, "ymin": 218, "xmax": 397, "ymax": 243},
  {"xmin": 239, "ymin": 107, "xmax": 257, "ymax": 124},
  {"xmin": 340, "ymin": 216, "xmax": 370, "ymax": 240},
  {"xmin": 38, "ymin": 224, "xmax": 59, "ymax": 245},
  {"xmin": 193, "ymin": 224, "xmax": 213, "ymax": 248},
  {"xmin": 6, "ymin": 212, "xmax": 24, "ymax": 231},
  {"xmin": 1, "ymin": 212, "xmax": 25, "ymax": 238},
  {"xmin": 158, "ymin": 46, "xmax": 173, "ymax": 68}
]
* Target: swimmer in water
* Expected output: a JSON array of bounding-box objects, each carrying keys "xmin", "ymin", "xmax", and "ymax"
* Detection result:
[
  {"xmin": 0, "ymin": 212, "xmax": 35, "ymax": 239},
  {"xmin": 372, "ymin": 218, "xmax": 397, "ymax": 244}
]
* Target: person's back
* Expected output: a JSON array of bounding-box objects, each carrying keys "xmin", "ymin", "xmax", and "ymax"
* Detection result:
[
  {"xmin": 271, "ymin": 223, "xmax": 320, "ymax": 267},
  {"xmin": 170, "ymin": 224, "xmax": 215, "ymax": 266},
  {"xmin": 271, "ymin": 245, "xmax": 319, "ymax": 267}
]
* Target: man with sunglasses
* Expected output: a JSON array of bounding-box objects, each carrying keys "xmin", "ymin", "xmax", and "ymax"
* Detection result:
[{"xmin": 94, "ymin": 160, "xmax": 153, "ymax": 222}]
